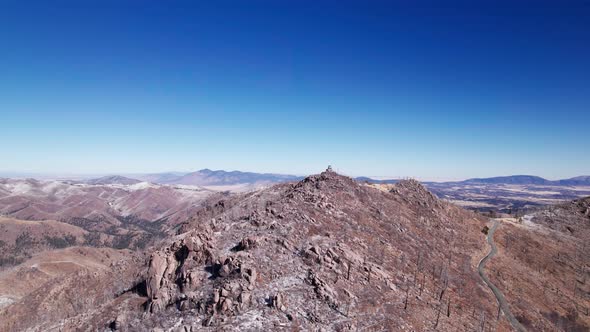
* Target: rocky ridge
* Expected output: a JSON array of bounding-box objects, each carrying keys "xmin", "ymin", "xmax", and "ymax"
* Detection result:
[
  {"xmin": 0, "ymin": 170, "xmax": 513, "ymax": 331},
  {"xmin": 60, "ymin": 169, "xmax": 502, "ymax": 331}
]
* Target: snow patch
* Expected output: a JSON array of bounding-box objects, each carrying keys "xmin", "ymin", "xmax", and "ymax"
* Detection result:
[
  {"xmin": 0, "ymin": 296, "xmax": 16, "ymax": 309},
  {"xmin": 522, "ymin": 214, "xmax": 535, "ymax": 226},
  {"xmin": 128, "ymin": 182, "xmax": 159, "ymax": 190},
  {"xmin": 4, "ymin": 182, "xmax": 35, "ymax": 195}
]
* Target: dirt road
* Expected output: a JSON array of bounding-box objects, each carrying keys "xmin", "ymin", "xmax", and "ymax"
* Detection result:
[{"xmin": 478, "ymin": 219, "xmax": 527, "ymax": 332}]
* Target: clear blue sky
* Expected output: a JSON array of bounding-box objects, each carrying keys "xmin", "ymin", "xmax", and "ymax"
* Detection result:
[{"xmin": 1, "ymin": 1, "xmax": 588, "ymax": 180}]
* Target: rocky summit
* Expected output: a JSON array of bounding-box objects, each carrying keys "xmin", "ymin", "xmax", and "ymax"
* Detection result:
[
  {"xmin": 0, "ymin": 170, "xmax": 588, "ymax": 331},
  {"xmin": 0, "ymin": 170, "xmax": 494, "ymax": 331}
]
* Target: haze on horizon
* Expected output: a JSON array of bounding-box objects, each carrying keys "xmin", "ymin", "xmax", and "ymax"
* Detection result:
[{"xmin": 1, "ymin": 1, "xmax": 588, "ymax": 180}]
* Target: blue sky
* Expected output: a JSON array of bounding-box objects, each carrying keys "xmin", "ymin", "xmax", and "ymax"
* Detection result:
[{"xmin": 1, "ymin": 1, "xmax": 588, "ymax": 180}]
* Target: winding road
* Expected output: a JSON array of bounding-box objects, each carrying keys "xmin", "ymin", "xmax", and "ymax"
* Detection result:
[{"xmin": 477, "ymin": 219, "xmax": 527, "ymax": 332}]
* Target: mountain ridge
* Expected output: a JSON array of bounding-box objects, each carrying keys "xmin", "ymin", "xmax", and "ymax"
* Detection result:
[
  {"xmin": 141, "ymin": 169, "xmax": 304, "ymax": 186},
  {"xmin": 86, "ymin": 175, "xmax": 142, "ymax": 185},
  {"xmin": 2, "ymin": 170, "xmax": 589, "ymax": 187},
  {"xmin": 31, "ymin": 169, "xmax": 499, "ymax": 331},
  {"xmin": 362, "ymin": 174, "xmax": 590, "ymax": 186}
]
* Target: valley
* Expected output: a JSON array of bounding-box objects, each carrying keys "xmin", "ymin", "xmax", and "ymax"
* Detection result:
[
  {"xmin": 370, "ymin": 180, "xmax": 590, "ymax": 214},
  {"xmin": 0, "ymin": 177, "xmax": 216, "ymax": 267}
]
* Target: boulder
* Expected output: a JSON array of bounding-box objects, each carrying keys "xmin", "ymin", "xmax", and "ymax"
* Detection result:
[
  {"xmin": 270, "ymin": 292, "xmax": 286, "ymax": 311},
  {"xmin": 233, "ymin": 237, "xmax": 258, "ymax": 251}
]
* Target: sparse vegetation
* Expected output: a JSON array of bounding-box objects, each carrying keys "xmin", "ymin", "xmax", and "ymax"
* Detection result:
[
  {"xmin": 112, "ymin": 234, "xmax": 135, "ymax": 250},
  {"xmin": 83, "ymin": 232, "xmax": 103, "ymax": 247},
  {"xmin": 14, "ymin": 232, "xmax": 35, "ymax": 252},
  {"xmin": 481, "ymin": 226, "xmax": 489, "ymax": 235},
  {"xmin": 44, "ymin": 234, "xmax": 77, "ymax": 249},
  {"xmin": 0, "ymin": 256, "xmax": 25, "ymax": 267}
]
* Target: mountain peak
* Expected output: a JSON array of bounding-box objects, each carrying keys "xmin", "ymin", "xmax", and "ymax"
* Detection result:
[
  {"xmin": 112, "ymin": 164, "xmax": 494, "ymax": 332},
  {"xmin": 299, "ymin": 169, "xmax": 355, "ymax": 187},
  {"xmin": 390, "ymin": 178, "xmax": 441, "ymax": 207},
  {"xmin": 159, "ymin": 169, "xmax": 303, "ymax": 186},
  {"xmin": 465, "ymin": 175, "xmax": 549, "ymax": 185},
  {"xmin": 86, "ymin": 175, "xmax": 141, "ymax": 185}
]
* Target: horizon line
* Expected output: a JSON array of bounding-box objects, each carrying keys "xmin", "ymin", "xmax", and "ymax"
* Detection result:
[{"xmin": 0, "ymin": 168, "xmax": 587, "ymax": 183}]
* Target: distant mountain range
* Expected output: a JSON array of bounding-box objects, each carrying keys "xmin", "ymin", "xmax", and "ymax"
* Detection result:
[
  {"xmin": 153, "ymin": 171, "xmax": 590, "ymax": 187},
  {"xmin": 354, "ymin": 177, "xmax": 399, "ymax": 184},
  {"xmin": 557, "ymin": 176, "xmax": 590, "ymax": 186},
  {"xmin": 85, "ymin": 175, "xmax": 142, "ymax": 185},
  {"xmin": 136, "ymin": 169, "xmax": 304, "ymax": 186},
  {"xmin": 358, "ymin": 175, "xmax": 590, "ymax": 186},
  {"xmin": 451, "ymin": 175, "xmax": 590, "ymax": 186},
  {"xmin": 3, "ymin": 170, "xmax": 589, "ymax": 187}
]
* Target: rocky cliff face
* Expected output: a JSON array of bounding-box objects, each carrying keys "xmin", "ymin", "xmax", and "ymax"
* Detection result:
[{"xmin": 145, "ymin": 229, "xmax": 215, "ymax": 313}]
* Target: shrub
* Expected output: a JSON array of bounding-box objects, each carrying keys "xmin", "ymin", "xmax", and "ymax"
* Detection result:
[
  {"xmin": 84, "ymin": 232, "xmax": 103, "ymax": 247},
  {"xmin": 481, "ymin": 226, "xmax": 489, "ymax": 235},
  {"xmin": 112, "ymin": 234, "xmax": 134, "ymax": 249},
  {"xmin": 15, "ymin": 232, "xmax": 35, "ymax": 252},
  {"xmin": 45, "ymin": 234, "xmax": 77, "ymax": 249}
]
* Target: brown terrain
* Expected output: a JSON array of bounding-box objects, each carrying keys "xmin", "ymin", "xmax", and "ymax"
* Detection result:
[
  {"xmin": 0, "ymin": 247, "xmax": 145, "ymax": 331},
  {"xmin": 0, "ymin": 216, "xmax": 87, "ymax": 266},
  {"xmin": 369, "ymin": 182, "xmax": 590, "ymax": 213},
  {"xmin": 0, "ymin": 178, "xmax": 213, "ymax": 225},
  {"xmin": 0, "ymin": 178, "xmax": 215, "ymax": 253},
  {"xmin": 487, "ymin": 198, "xmax": 590, "ymax": 331},
  {"xmin": 0, "ymin": 170, "xmax": 587, "ymax": 331}
]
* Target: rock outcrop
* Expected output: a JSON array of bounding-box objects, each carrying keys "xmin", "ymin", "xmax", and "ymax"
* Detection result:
[{"xmin": 146, "ymin": 229, "xmax": 214, "ymax": 313}]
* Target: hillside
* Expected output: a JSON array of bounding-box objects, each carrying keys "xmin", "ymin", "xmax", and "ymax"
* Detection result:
[
  {"xmin": 485, "ymin": 197, "xmax": 590, "ymax": 331},
  {"xmin": 9, "ymin": 169, "xmax": 513, "ymax": 331},
  {"xmin": 0, "ymin": 178, "xmax": 215, "ymax": 251},
  {"xmin": 0, "ymin": 216, "xmax": 87, "ymax": 267},
  {"xmin": 1, "ymin": 171, "xmax": 587, "ymax": 331},
  {"xmin": 0, "ymin": 247, "xmax": 144, "ymax": 331},
  {"xmin": 530, "ymin": 196, "xmax": 590, "ymax": 236}
]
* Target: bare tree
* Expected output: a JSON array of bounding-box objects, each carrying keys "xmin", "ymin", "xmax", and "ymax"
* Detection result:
[
  {"xmin": 434, "ymin": 302, "xmax": 442, "ymax": 329},
  {"xmin": 438, "ymin": 270, "xmax": 449, "ymax": 301},
  {"xmin": 419, "ymin": 273, "xmax": 425, "ymax": 296},
  {"xmin": 414, "ymin": 251, "xmax": 422, "ymax": 286},
  {"xmin": 479, "ymin": 310, "xmax": 486, "ymax": 332},
  {"xmin": 347, "ymin": 261, "xmax": 352, "ymax": 281},
  {"xmin": 447, "ymin": 249, "xmax": 453, "ymax": 267},
  {"xmin": 404, "ymin": 285, "xmax": 410, "ymax": 310},
  {"xmin": 447, "ymin": 296, "xmax": 451, "ymax": 317}
]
